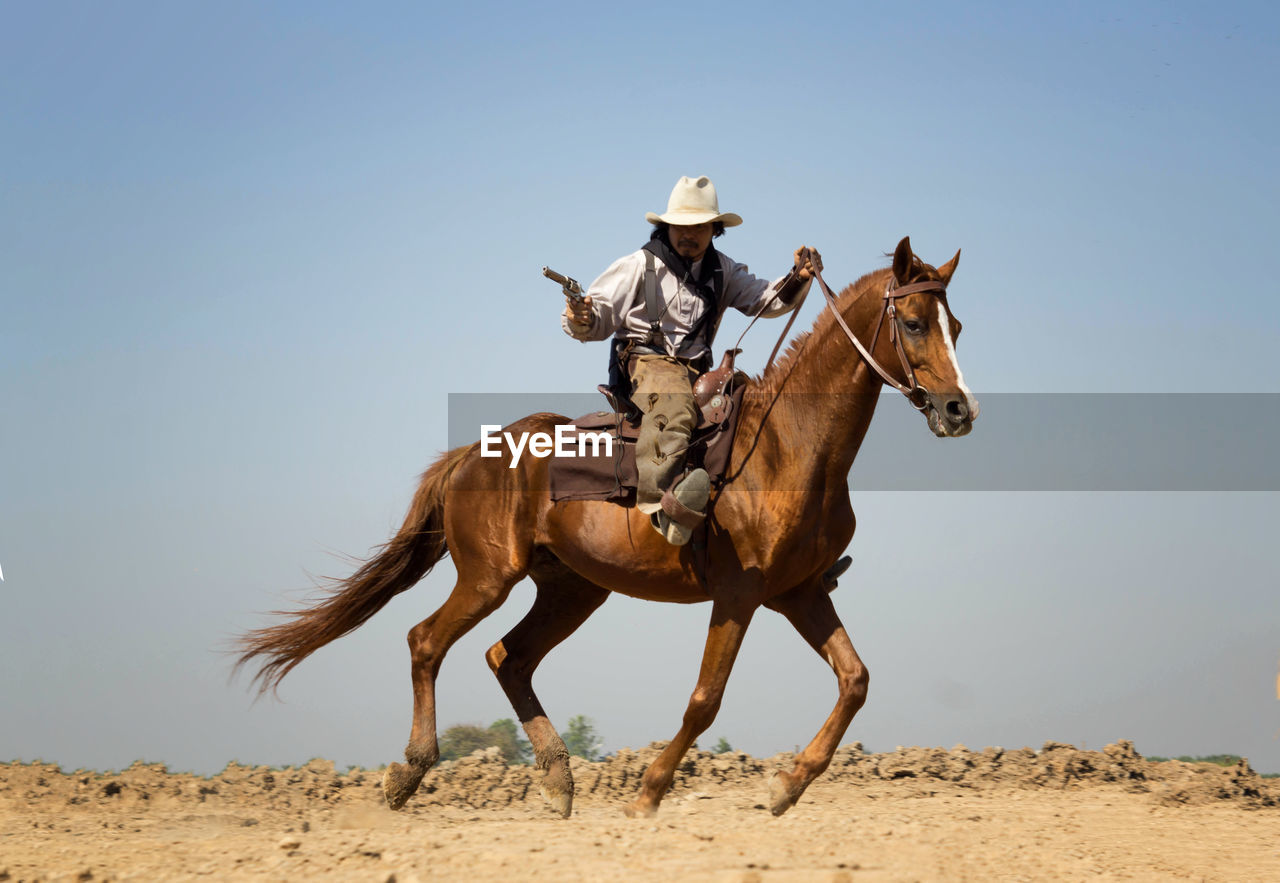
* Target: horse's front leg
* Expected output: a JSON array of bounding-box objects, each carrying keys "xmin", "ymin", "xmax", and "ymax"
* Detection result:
[
  {"xmin": 763, "ymin": 580, "xmax": 869, "ymax": 816},
  {"xmin": 624, "ymin": 597, "xmax": 756, "ymax": 818}
]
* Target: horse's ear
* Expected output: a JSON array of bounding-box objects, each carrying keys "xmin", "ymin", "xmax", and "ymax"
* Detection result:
[
  {"xmin": 937, "ymin": 249, "xmax": 961, "ymax": 287},
  {"xmin": 892, "ymin": 237, "xmax": 913, "ymax": 283}
]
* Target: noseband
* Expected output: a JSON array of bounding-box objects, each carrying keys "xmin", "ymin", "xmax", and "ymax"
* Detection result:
[{"xmin": 811, "ymin": 259, "xmax": 946, "ymax": 411}]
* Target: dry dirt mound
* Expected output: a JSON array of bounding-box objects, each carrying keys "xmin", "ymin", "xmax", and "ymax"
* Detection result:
[
  {"xmin": 3, "ymin": 740, "xmax": 1275, "ymax": 813},
  {"xmin": 819, "ymin": 739, "xmax": 1278, "ymax": 808}
]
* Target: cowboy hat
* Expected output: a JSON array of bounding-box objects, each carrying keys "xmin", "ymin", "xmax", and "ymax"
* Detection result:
[{"xmin": 645, "ymin": 175, "xmax": 743, "ymax": 227}]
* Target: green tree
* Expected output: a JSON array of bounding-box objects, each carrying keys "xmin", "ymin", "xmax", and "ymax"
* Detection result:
[
  {"xmin": 486, "ymin": 718, "xmax": 532, "ymax": 765},
  {"xmin": 711, "ymin": 736, "xmax": 733, "ymax": 754},
  {"xmin": 561, "ymin": 715, "xmax": 603, "ymax": 761},
  {"xmin": 437, "ymin": 719, "xmax": 532, "ymax": 764},
  {"xmin": 437, "ymin": 724, "xmax": 492, "ymax": 762}
]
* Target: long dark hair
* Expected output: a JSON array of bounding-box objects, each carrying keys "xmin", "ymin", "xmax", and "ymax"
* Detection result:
[{"xmin": 649, "ymin": 220, "xmax": 726, "ymax": 242}]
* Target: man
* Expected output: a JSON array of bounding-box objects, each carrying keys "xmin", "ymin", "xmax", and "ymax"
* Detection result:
[{"xmin": 561, "ymin": 175, "xmax": 821, "ymax": 546}]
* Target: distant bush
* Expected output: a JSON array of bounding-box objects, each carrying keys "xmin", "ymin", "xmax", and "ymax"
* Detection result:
[
  {"xmin": 485, "ymin": 718, "xmax": 533, "ymax": 765},
  {"xmin": 711, "ymin": 737, "xmax": 733, "ymax": 754},
  {"xmin": 438, "ymin": 719, "xmax": 531, "ymax": 764},
  {"xmin": 1144, "ymin": 753, "xmax": 1278, "ymax": 778},
  {"xmin": 1146, "ymin": 754, "xmax": 1244, "ymax": 766}
]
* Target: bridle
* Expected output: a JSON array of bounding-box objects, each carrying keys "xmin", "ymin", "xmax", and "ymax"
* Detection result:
[
  {"xmin": 810, "ymin": 256, "xmax": 947, "ymax": 412},
  {"xmin": 747, "ymin": 248, "xmax": 948, "ymax": 412}
]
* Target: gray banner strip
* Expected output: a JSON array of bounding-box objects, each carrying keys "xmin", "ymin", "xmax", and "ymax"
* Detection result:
[{"xmin": 446, "ymin": 393, "xmax": 1279, "ymax": 491}]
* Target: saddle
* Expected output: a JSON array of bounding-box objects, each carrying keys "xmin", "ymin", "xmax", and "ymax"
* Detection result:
[{"xmin": 548, "ymin": 350, "xmax": 748, "ymax": 505}]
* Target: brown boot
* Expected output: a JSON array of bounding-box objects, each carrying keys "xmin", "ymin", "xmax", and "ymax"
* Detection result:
[{"xmin": 652, "ymin": 468, "xmax": 710, "ymax": 546}]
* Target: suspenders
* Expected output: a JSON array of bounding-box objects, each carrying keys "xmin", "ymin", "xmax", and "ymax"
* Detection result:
[{"xmin": 642, "ymin": 249, "xmax": 664, "ymax": 349}]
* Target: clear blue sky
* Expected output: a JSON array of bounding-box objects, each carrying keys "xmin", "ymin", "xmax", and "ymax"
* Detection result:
[{"xmin": 3, "ymin": 1, "xmax": 1278, "ymax": 775}]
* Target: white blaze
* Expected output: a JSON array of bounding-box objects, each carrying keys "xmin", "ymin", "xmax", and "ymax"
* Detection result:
[{"xmin": 937, "ymin": 301, "xmax": 979, "ymax": 418}]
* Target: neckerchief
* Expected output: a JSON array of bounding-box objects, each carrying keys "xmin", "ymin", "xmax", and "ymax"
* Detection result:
[{"xmin": 641, "ymin": 235, "xmax": 725, "ymax": 349}]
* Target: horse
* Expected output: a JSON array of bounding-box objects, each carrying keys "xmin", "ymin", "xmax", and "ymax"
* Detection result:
[{"xmin": 236, "ymin": 236, "xmax": 978, "ymax": 819}]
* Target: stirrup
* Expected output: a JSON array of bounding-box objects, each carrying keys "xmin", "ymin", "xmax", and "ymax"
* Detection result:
[{"xmin": 822, "ymin": 555, "xmax": 852, "ymax": 592}]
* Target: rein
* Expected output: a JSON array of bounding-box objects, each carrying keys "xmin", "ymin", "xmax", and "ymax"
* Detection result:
[{"xmin": 737, "ymin": 250, "xmax": 946, "ymax": 412}]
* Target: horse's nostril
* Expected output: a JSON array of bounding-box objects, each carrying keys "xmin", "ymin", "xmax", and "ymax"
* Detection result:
[{"xmin": 946, "ymin": 399, "xmax": 969, "ymax": 423}]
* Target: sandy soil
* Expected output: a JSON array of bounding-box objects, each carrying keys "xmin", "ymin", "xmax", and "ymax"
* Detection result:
[{"xmin": 3, "ymin": 741, "xmax": 1278, "ymax": 882}]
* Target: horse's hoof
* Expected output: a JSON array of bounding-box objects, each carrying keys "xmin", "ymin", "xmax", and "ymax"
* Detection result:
[
  {"xmin": 540, "ymin": 784, "xmax": 574, "ymax": 818},
  {"xmin": 383, "ymin": 762, "xmax": 423, "ymax": 811},
  {"xmin": 622, "ymin": 799, "xmax": 657, "ymax": 819},
  {"xmin": 538, "ymin": 756, "xmax": 575, "ymax": 818},
  {"xmin": 767, "ymin": 771, "xmax": 800, "ymax": 816}
]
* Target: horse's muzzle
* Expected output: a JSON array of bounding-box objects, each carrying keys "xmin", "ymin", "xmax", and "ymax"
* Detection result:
[{"xmin": 925, "ymin": 391, "xmax": 977, "ymax": 438}]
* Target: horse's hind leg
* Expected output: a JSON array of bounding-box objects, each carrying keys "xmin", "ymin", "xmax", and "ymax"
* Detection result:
[
  {"xmin": 763, "ymin": 579, "xmax": 869, "ymax": 816},
  {"xmin": 382, "ymin": 565, "xmax": 523, "ymax": 810},
  {"xmin": 485, "ymin": 565, "xmax": 609, "ymax": 818}
]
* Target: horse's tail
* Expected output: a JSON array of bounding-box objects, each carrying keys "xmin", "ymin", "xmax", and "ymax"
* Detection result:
[{"xmin": 236, "ymin": 442, "xmax": 477, "ymax": 695}]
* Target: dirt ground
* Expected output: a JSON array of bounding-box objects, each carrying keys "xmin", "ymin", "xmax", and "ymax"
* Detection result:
[{"xmin": 3, "ymin": 741, "xmax": 1278, "ymax": 882}]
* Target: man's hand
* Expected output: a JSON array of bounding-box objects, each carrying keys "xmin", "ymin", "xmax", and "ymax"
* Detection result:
[
  {"xmin": 794, "ymin": 246, "xmax": 823, "ymax": 281},
  {"xmin": 565, "ymin": 294, "xmax": 594, "ymax": 329}
]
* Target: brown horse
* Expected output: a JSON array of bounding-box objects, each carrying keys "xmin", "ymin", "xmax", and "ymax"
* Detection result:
[{"xmin": 237, "ymin": 236, "xmax": 977, "ymax": 819}]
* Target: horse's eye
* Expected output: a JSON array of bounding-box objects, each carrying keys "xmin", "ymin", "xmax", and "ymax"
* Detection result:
[{"xmin": 903, "ymin": 319, "xmax": 925, "ymax": 334}]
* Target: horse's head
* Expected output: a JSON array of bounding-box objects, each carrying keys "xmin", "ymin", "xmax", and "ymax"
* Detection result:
[{"xmin": 880, "ymin": 236, "xmax": 979, "ymax": 438}]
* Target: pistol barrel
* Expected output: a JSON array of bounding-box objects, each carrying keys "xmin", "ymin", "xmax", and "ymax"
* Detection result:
[{"xmin": 542, "ymin": 266, "xmax": 584, "ymax": 299}]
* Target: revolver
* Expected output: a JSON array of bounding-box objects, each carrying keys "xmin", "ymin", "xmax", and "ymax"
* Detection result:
[{"xmin": 542, "ymin": 266, "xmax": 585, "ymax": 303}]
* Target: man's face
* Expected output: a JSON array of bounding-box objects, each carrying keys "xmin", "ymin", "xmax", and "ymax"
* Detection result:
[{"xmin": 668, "ymin": 222, "xmax": 714, "ymax": 261}]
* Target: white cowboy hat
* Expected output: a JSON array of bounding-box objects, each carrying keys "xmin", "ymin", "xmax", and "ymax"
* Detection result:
[{"xmin": 645, "ymin": 175, "xmax": 743, "ymax": 227}]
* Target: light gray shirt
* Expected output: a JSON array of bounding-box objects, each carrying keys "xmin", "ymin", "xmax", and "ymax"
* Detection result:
[{"xmin": 561, "ymin": 248, "xmax": 808, "ymax": 361}]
